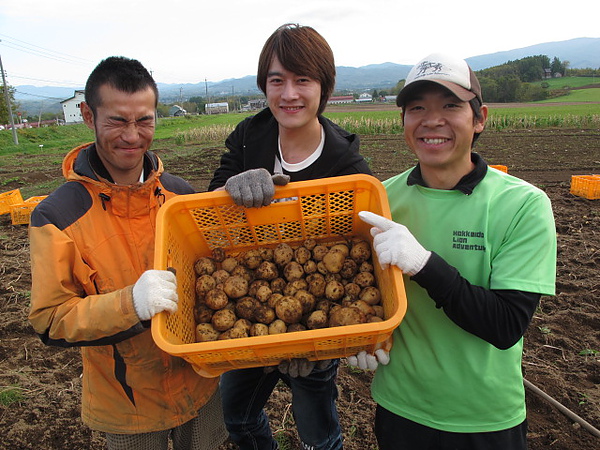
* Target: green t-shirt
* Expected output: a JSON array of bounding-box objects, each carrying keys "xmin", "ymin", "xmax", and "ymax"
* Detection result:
[{"xmin": 372, "ymin": 166, "xmax": 556, "ymax": 432}]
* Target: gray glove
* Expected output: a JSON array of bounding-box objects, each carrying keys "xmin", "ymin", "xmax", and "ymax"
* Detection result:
[
  {"xmin": 277, "ymin": 358, "xmax": 332, "ymax": 378},
  {"xmin": 225, "ymin": 168, "xmax": 290, "ymax": 208}
]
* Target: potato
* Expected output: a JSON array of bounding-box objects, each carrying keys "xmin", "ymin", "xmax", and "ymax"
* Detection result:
[
  {"xmin": 235, "ymin": 296, "xmax": 259, "ymax": 321},
  {"xmin": 359, "ymin": 261, "xmax": 374, "ymax": 273},
  {"xmin": 255, "ymin": 261, "xmax": 279, "ymax": 281},
  {"xmin": 233, "ymin": 318, "xmax": 252, "ymax": 334},
  {"xmin": 254, "ymin": 304, "xmax": 276, "ymax": 324},
  {"xmin": 211, "ymin": 247, "xmax": 226, "ymax": 263},
  {"xmin": 339, "ymin": 258, "xmax": 359, "ymax": 279},
  {"xmin": 294, "ymin": 246, "xmax": 312, "ymax": 265},
  {"xmin": 250, "ymin": 323, "xmax": 270, "ymax": 336},
  {"xmin": 283, "ymin": 261, "xmax": 304, "ymax": 281},
  {"xmin": 306, "ymin": 273, "xmax": 326, "ymax": 297},
  {"xmin": 194, "ymin": 257, "xmax": 217, "ymax": 276},
  {"xmin": 315, "ymin": 299, "xmax": 333, "ymax": 313},
  {"xmin": 230, "ymin": 265, "xmax": 254, "ymax": 283},
  {"xmin": 312, "ymin": 245, "xmax": 329, "ymax": 261},
  {"xmin": 344, "ymin": 282, "xmax": 361, "ymax": 300},
  {"xmin": 325, "ymin": 280, "xmax": 345, "ymax": 301},
  {"xmin": 322, "ymin": 249, "xmax": 345, "ymax": 273},
  {"xmin": 212, "ymin": 309, "xmax": 237, "ymax": 331},
  {"xmin": 368, "ymin": 316, "xmax": 384, "ymax": 323},
  {"xmin": 287, "ymin": 323, "xmax": 307, "ymax": 333},
  {"xmin": 248, "ymin": 280, "xmax": 269, "ymax": 297},
  {"xmin": 303, "ymin": 260, "xmax": 318, "ymax": 275},
  {"xmin": 350, "ymin": 240, "xmax": 371, "ymax": 264},
  {"xmin": 275, "ymin": 296, "xmax": 303, "ymax": 324},
  {"xmin": 221, "ymin": 257, "xmax": 239, "ymax": 273},
  {"xmin": 359, "ymin": 286, "xmax": 381, "ymax": 305},
  {"xmin": 194, "ymin": 304, "xmax": 214, "ymax": 323},
  {"xmin": 306, "ymin": 310, "xmax": 328, "ymax": 330},
  {"xmin": 273, "ymin": 243, "xmax": 294, "ymax": 266},
  {"xmin": 303, "ymin": 238, "xmax": 317, "ymax": 251},
  {"xmin": 270, "ymin": 277, "xmax": 287, "ymax": 293},
  {"xmin": 259, "ymin": 247, "xmax": 274, "ymax": 261},
  {"xmin": 218, "ymin": 327, "xmax": 248, "ymax": 340},
  {"xmin": 330, "ymin": 243, "xmax": 350, "ymax": 258},
  {"xmin": 196, "ymin": 323, "xmax": 220, "ymax": 342},
  {"xmin": 283, "ymin": 279, "xmax": 308, "ymax": 297},
  {"xmin": 204, "ymin": 289, "xmax": 229, "ymax": 310},
  {"xmin": 196, "ymin": 274, "xmax": 217, "ymax": 299},
  {"xmin": 372, "ymin": 305, "xmax": 384, "ymax": 319},
  {"xmin": 255, "ymin": 285, "xmax": 272, "ymax": 303},
  {"xmin": 328, "ymin": 306, "xmax": 366, "ymax": 327},
  {"xmin": 353, "ymin": 271, "xmax": 375, "ymax": 288},
  {"xmin": 349, "ymin": 300, "xmax": 375, "ymax": 317},
  {"xmin": 212, "ymin": 269, "xmax": 230, "ymax": 285},
  {"xmin": 242, "ymin": 249, "xmax": 263, "ymax": 269},
  {"xmin": 268, "ymin": 319, "xmax": 287, "ymax": 334},
  {"xmin": 223, "ymin": 275, "xmax": 249, "ymax": 299},
  {"xmin": 294, "ymin": 289, "xmax": 316, "ymax": 315},
  {"xmin": 267, "ymin": 293, "xmax": 284, "ymax": 309}
]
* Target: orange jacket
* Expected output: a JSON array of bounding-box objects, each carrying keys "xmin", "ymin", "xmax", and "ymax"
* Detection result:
[{"xmin": 29, "ymin": 143, "xmax": 217, "ymax": 434}]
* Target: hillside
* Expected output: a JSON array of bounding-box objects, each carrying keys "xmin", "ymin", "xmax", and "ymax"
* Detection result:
[{"xmin": 12, "ymin": 37, "xmax": 600, "ymax": 113}]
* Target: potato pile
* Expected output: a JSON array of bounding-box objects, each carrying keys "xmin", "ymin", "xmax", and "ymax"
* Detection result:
[{"xmin": 193, "ymin": 238, "xmax": 383, "ymax": 342}]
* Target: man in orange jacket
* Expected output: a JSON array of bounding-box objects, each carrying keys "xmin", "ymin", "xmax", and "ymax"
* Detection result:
[{"xmin": 28, "ymin": 56, "xmax": 226, "ymax": 450}]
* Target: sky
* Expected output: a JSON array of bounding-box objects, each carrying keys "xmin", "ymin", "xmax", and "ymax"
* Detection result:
[{"xmin": 1, "ymin": 0, "xmax": 598, "ymax": 89}]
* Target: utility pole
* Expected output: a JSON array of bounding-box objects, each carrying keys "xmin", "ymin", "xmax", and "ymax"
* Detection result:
[{"xmin": 0, "ymin": 50, "xmax": 19, "ymax": 145}]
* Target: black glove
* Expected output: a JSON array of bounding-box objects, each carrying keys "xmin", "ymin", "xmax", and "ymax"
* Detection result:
[
  {"xmin": 225, "ymin": 168, "xmax": 290, "ymax": 208},
  {"xmin": 277, "ymin": 358, "xmax": 332, "ymax": 378}
]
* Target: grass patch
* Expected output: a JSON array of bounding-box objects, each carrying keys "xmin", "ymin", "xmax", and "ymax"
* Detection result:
[{"xmin": 0, "ymin": 385, "xmax": 25, "ymax": 406}]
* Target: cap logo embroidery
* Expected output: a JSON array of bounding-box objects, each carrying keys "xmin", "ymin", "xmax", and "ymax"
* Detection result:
[{"xmin": 416, "ymin": 60, "xmax": 446, "ymax": 77}]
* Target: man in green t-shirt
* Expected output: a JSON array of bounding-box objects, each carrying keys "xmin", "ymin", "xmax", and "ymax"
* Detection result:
[{"xmin": 352, "ymin": 53, "xmax": 556, "ymax": 449}]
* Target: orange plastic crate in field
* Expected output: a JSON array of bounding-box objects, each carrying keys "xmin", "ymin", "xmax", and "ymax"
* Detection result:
[
  {"xmin": 0, "ymin": 189, "xmax": 24, "ymax": 215},
  {"xmin": 570, "ymin": 175, "xmax": 600, "ymax": 200},
  {"xmin": 10, "ymin": 196, "xmax": 48, "ymax": 225},
  {"xmin": 152, "ymin": 174, "xmax": 407, "ymax": 377},
  {"xmin": 489, "ymin": 164, "xmax": 508, "ymax": 173}
]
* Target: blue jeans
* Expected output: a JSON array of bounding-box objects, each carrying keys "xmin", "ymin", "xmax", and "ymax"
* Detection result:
[{"xmin": 219, "ymin": 359, "xmax": 343, "ymax": 450}]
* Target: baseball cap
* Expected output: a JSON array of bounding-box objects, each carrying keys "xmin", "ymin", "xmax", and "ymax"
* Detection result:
[{"xmin": 396, "ymin": 53, "xmax": 482, "ymax": 106}]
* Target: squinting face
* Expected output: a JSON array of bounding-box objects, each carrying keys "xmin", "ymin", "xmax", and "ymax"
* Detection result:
[
  {"xmin": 402, "ymin": 84, "xmax": 486, "ymax": 176},
  {"xmin": 82, "ymin": 84, "xmax": 156, "ymax": 185},
  {"xmin": 266, "ymin": 56, "xmax": 321, "ymax": 132}
]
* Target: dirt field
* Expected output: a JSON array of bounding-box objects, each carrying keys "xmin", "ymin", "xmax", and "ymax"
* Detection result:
[{"xmin": 1, "ymin": 127, "xmax": 599, "ymax": 449}]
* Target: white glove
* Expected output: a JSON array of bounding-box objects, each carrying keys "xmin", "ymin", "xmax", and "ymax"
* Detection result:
[
  {"xmin": 132, "ymin": 270, "xmax": 178, "ymax": 321},
  {"xmin": 347, "ymin": 349, "xmax": 390, "ymax": 371},
  {"xmin": 225, "ymin": 168, "xmax": 290, "ymax": 208},
  {"xmin": 277, "ymin": 358, "xmax": 332, "ymax": 378},
  {"xmin": 358, "ymin": 211, "xmax": 431, "ymax": 276}
]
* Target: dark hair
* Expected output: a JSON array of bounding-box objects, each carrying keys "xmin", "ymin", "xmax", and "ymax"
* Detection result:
[
  {"xmin": 257, "ymin": 24, "xmax": 335, "ymax": 116},
  {"xmin": 84, "ymin": 56, "xmax": 158, "ymax": 114}
]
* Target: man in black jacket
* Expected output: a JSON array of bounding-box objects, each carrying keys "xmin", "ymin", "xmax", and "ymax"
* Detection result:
[{"xmin": 209, "ymin": 24, "xmax": 371, "ymax": 450}]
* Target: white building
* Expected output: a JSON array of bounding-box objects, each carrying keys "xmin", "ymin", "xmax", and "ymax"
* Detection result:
[
  {"xmin": 205, "ymin": 102, "xmax": 229, "ymax": 115},
  {"xmin": 61, "ymin": 90, "xmax": 85, "ymax": 124},
  {"xmin": 356, "ymin": 93, "xmax": 373, "ymax": 103}
]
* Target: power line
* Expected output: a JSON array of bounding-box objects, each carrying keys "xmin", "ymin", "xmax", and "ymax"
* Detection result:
[
  {"xmin": 14, "ymin": 89, "xmax": 66, "ymax": 100},
  {"xmin": 0, "ymin": 33, "xmax": 92, "ymax": 66}
]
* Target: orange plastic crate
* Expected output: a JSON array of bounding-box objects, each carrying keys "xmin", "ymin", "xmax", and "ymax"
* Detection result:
[
  {"xmin": 570, "ymin": 175, "xmax": 600, "ymax": 200},
  {"xmin": 0, "ymin": 189, "xmax": 24, "ymax": 215},
  {"xmin": 9, "ymin": 196, "xmax": 47, "ymax": 225},
  {"xmin": 489, "ymin": 164, "xmax": 508, "ymax": 173},
  {"xmin": 152, "ymin": 174, "xmax": 407, "ymax": 377}
]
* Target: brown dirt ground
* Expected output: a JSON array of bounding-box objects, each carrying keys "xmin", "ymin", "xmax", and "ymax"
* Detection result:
[{"xmin": 1, "ymin": 126, "xmax": 599, "ymax": 449}]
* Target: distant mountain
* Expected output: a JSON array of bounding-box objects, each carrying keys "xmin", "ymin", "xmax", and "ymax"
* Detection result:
[
  {"xmin": 13, "ymin": 37, "xmax": 600, "ymax": 114},
  {"xmin": 466, "ymin": 37, "xmax": 600, "ymax": 70}
]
